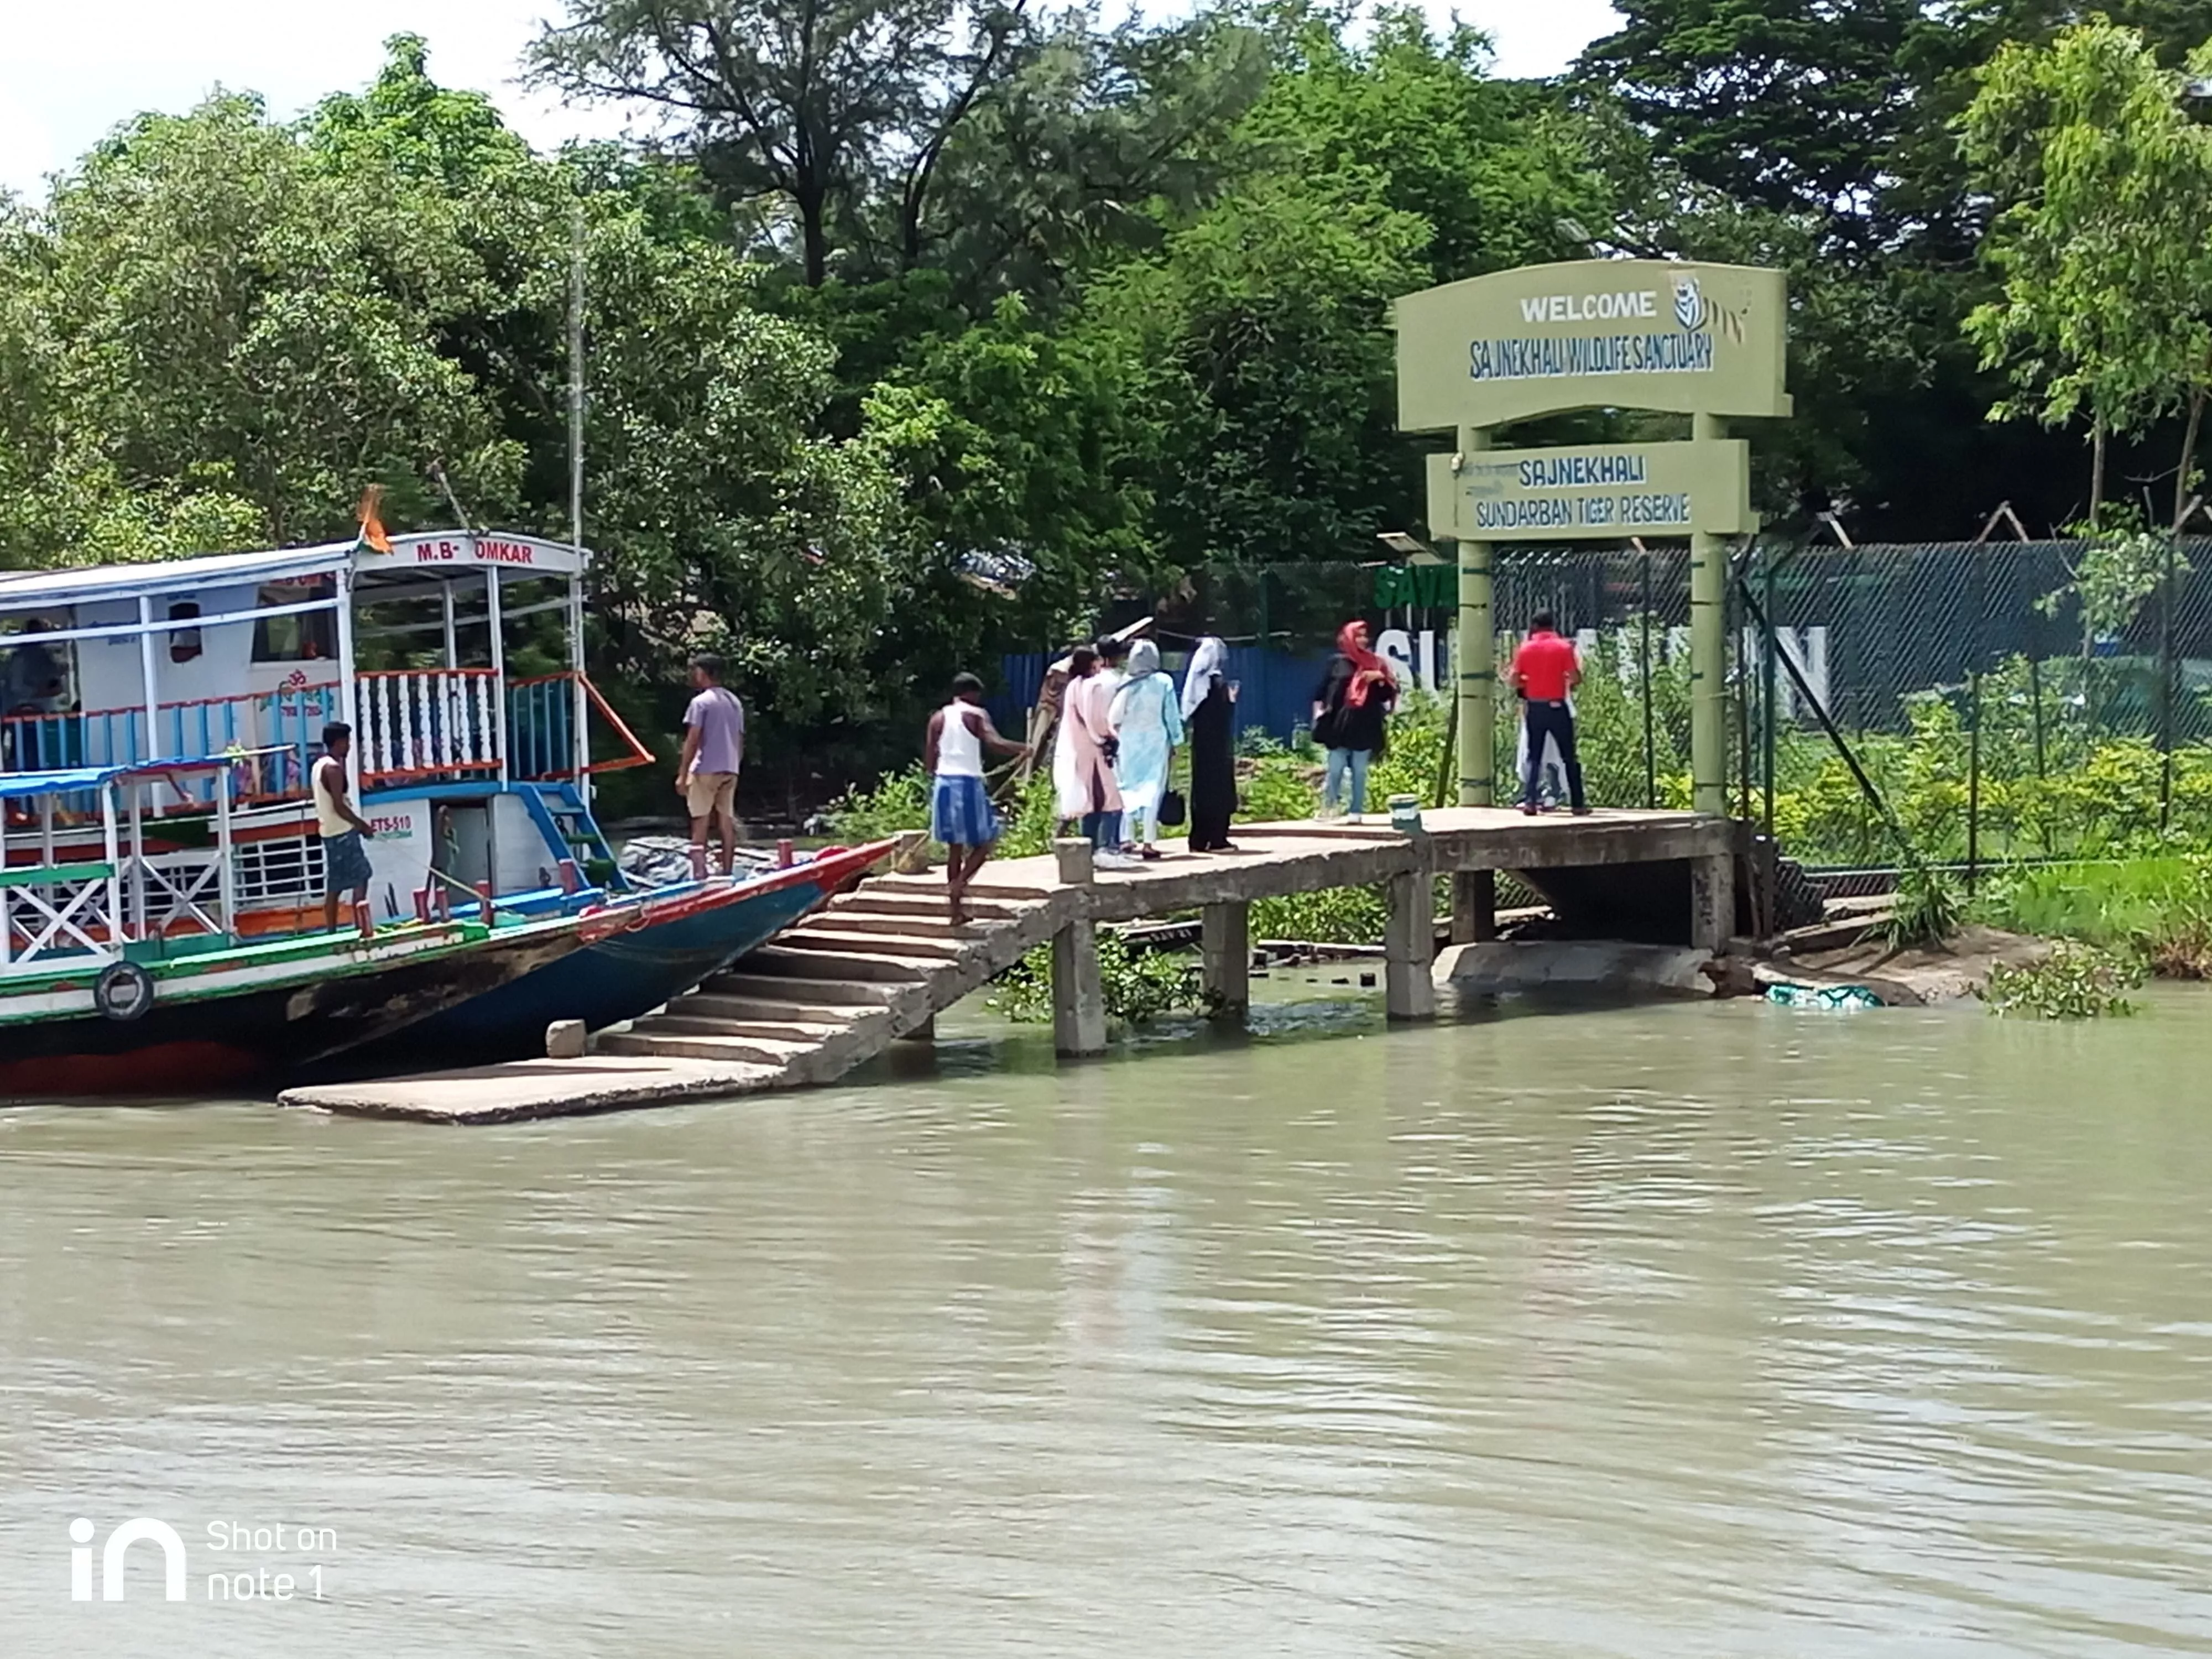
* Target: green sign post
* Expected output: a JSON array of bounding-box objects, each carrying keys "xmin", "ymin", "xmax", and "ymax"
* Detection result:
[{"xmin": 1392, "ymin": 258, "xmax": 1790, "ymax": 826}]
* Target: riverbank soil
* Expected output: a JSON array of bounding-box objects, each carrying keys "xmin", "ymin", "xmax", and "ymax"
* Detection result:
[{"xmin": 1767, "ymin": 924, "xmax": 2052, "ymax": 1005}]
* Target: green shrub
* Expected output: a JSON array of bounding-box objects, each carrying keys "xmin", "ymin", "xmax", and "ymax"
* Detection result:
[
  {"xmin": 1885, "ymin": 865, "xmax": 1963, "ymax": 950},
  {"xmin": 828, "ymin": 764, "xmax": 1058, "ymax": 858},
  {"xmin": 988, "ymin": 930, "xmax": 1215, "ymax": 1025}
]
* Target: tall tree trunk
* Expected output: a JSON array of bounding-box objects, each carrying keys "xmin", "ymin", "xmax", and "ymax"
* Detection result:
[
  {"xmin": 797, "ymin": 183, "xmax": 828, "ymax": 286},
  {"xmin": 2084, "ymin": 414, "xmax": 2107, "ymax": 664},
  {"xmin": 2090, "ymin": 413, "xmax": 2107, "ymax": 526}
]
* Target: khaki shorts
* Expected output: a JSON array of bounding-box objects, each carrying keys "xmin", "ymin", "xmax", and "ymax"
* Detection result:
[{"xmin": 686, "ymin": 771, "xmax": 738, "ymax": 821}]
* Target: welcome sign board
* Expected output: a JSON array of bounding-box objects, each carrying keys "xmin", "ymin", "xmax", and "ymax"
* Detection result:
[
  {"xmin": 1396, "ymin": 260, "xmax": 1790, "ymax": 431},
  {"xmin": 1425, "ymin": 441, "xmax": 1754, "ymax": 541}
]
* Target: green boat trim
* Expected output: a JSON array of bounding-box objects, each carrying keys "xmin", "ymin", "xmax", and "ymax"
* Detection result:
[{"xmin": 0, "ymin": 910, "xmax": 572, "ymax": 1024}]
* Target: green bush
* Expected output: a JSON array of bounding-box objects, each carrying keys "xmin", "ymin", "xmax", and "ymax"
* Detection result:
[
  {"xmin": 1885, "ymin": 864, "xmax": 1963, "ymax": 949},
  {"xmin": 829, "ymin": 764, "xmax": 1059, "ymax": 858},
  {"xmin": 988, "ymin": 930, "xmax": 1215, "ymax": 1025}
]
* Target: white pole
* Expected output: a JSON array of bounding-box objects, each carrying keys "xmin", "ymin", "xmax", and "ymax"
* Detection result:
[
  {"xmin": 570, "ymin": 199, "xmax": 591, "ymax": 810},
  {"xmin": 127, "ymin": 781, "xmax": 144, "ymax": 938},
  {"xmin": 441, "ymin": 581, "xmax": 457, "ymax": 671},
  {"xmin": 568, "ymin": 572, "xmax": 588, "ymax": 795},
  {"xmin": 216, "ymin": 765, "xmax": 236, "ymax": 942},
  {"xmin": 336, "ymin": 566, "xmax": 361, "ymax": 799},
  {"xmin": 101, "ymin": 785, "xmax": 121, "ymax": 953},
  {"xmin": 136, "ymin": 595, "xmax": 160, "ymax": 765},
  {"xmin": 487, "ymin": 568, "xmax": 508, "ymax": 786}
]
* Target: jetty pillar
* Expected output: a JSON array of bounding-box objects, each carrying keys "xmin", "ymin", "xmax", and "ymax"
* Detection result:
[
  {"xmin": 1450, "ymin": 870, "xmax": 1495, "ymax": 944},
  {"xmin": 1691, "ymin": 849, "xmax": 1735, "ymax": 954},
  {"xmin": 1384, "ymin": 871, "xmax": 1437, "ymax": 1021},
  {"xmin": 1202, "ymin": 901, "xmax": 1250, "ymax": 1020},
  {"xmin": 1052, "ymin": 919, "xmax": 1108, "ymax": 1055}
]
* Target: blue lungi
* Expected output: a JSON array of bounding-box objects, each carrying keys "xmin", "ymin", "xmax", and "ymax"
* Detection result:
[
  {"xmin": 322, "ymin": 828, "xmax": 373, "ymax": 895},
  {"xmin": 931, "ymin": 775, "xmax": 999, "ymax": 847}
]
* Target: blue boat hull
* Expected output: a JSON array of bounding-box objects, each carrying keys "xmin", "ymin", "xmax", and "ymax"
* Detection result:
[{"xmin": 332, "ymin": 847, "xmax": 883, "ymax": 1074}]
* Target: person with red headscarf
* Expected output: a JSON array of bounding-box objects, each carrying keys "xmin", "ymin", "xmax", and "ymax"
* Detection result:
[{"xmin": 1310, "ymin": 618, "xmax": 1398, "ymax": 818}]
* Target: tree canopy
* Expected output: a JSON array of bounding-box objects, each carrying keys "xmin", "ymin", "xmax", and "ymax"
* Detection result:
[{"xmin": 12, "ymin": 7, "xmax": 2212, "ymax": 797}]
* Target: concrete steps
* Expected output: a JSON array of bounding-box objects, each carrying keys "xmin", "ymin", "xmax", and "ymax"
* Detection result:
[
  {"xmin": 600, "ymin": 868, "xmax": 1073, "ymax": 1084},
  {"xmin": 706, "ymin": 971, "xmax": 906, "ymax": 1006},
  {"xmin": 771, "ymin": 928, "xmax": 971, "ymax": 962}
]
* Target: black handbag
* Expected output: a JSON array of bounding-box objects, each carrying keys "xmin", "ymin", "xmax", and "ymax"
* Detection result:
[{"xmin": 1158, "ymin": 787, "xmax": 1187, "ymax": 828}]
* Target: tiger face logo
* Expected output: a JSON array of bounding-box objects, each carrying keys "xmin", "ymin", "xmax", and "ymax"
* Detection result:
[{"xmin": 1673, "ymin": 274, "xmax": 1704, "ymax": 333}]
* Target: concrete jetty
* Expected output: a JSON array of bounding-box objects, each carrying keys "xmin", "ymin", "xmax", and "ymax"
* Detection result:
[{"xmin": 279, "ymin": 806, "xmax": 1733, "ymax": 1124}]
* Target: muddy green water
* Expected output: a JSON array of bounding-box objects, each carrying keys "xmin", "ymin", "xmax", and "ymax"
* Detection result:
[{"xmin": 3, "ymin": 986, "xmax": 2211, "ymax": 1657}]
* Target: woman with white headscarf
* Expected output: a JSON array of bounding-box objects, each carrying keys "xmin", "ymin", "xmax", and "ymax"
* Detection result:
[
  {"xmin": 1181, "ymin": 637, "xmax": 1237, "ymax": 852},
  {"xmin": 1108, "ymin": 639, "xmax": 1182, "ymax": 858}
]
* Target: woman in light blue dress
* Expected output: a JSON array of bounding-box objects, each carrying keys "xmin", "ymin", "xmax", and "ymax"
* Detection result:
[{"xmin": 1109, "ymin": 639, "xmax": 1183, "ymax": 858}]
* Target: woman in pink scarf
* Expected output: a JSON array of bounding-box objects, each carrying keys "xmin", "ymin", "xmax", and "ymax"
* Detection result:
[{"xmin": 1310, "ymin": 619, "xmax": 1397, "ymax": 817}]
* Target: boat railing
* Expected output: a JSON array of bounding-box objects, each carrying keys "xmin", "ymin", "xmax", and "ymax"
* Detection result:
[
  {"xmin": 0, "ymin": 858, "xmax": 122, "ymax": 968},
  {"xmin": 356, "ymin": 667, "xmax": 502, "ymax": 788},
  {"xmin": 3, "ymin": 669, "xmax": 648, "ymax": 805},
  {"xmin": 1, "ymin": 684, "xmax": 337, "ymax": 808},
  {"xmin": 508, "ymin": 671, "xmax": 655, "ymax": 781}
]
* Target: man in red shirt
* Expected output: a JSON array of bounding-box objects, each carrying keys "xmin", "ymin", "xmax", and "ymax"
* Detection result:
[{"xmin": 1508, "ymin": 611, "xmax": 1588, "ymax": 815}]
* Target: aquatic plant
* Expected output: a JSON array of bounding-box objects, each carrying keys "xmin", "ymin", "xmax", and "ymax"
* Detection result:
[
  {"xmin": 988, "ymin": 931, "xmax": 1215, "ymax": 1026},
  {"xmin": 1983, "ymin": 941, "xmax": 2143, "ymax": 1019}
]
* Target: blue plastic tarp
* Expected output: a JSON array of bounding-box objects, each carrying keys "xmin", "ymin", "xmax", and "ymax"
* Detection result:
[{"xmin": 0, "ymin": 758, "xmax": 232, "ymax": 801}]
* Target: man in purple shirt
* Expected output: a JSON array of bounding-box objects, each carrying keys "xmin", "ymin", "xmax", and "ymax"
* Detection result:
[{"xmin": 676, "ymin": 653, "xmax": 746, "ymax": 874}]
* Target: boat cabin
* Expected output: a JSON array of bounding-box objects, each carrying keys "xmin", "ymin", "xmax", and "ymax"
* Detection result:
[{"xmin": 0, "ymin": 531, "xmax": 648, "ymax": 945}]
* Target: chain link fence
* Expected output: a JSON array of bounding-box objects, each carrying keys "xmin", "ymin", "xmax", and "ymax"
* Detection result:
[
  {"xmin": 1465, "ymin": 536, "xmax": 2212, "ymax": 871},
  {"xmin": 999, "ymin": 537, "xmax": 2212, "ymax": 872}
]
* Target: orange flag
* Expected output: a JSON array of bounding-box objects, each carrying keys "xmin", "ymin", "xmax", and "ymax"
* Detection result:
[{"xmin": 356, "ymin": 484, "xmax": 392, "ymax": 554}]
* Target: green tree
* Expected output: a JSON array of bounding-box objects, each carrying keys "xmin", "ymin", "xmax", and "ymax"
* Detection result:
[
  {"xmin": 529, "ymin": 0, "xmax": 1032, "ymax": 284},
  {"xmin": 1963, "ymin": 20, "xmax": 2212, "ymax": 530}
]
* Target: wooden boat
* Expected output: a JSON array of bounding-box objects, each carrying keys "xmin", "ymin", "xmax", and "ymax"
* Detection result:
[
  {"xmin": 0, "ymin": 529, "xmax": 654, "ymax": 950},
  {"xmin": 0, "ymin": 530, "xmax": 904, "ymax": 1097},
  {"xmin": 330, "ymin": 839, "xmax": 895, "ymax": 1074},
  {"xmin": 0, "ymin": 759, "xmax": 597, "ymax": 1096}
]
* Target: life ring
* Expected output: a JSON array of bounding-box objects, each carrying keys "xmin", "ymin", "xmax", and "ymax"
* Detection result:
[{"xmin": 93, "ymin": 960, "xmax": 156, "ymax": 1023}]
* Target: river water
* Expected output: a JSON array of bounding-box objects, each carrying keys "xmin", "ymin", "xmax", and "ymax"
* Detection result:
[{"xmin": 3, "ymin": 984, "xmax": 2211, "ymax": 1657}]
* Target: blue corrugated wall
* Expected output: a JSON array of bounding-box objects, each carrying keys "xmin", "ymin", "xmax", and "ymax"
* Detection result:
[{"xmin": 993, "ymin": 644, "xmax": 1426, "ymax": 748}]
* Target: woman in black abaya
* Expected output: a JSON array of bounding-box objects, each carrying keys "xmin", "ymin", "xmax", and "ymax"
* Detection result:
[{"xmin": 1181, "ymin": 637, "xmax": 1237, "ymax": 852}]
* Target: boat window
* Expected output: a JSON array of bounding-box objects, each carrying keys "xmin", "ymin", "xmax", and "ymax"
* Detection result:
[
  {"xmin": 251, "ymin": 580, "xmax": 337, "ymax": 663},
  {"xmin": 168, "ymin": 600, "xmax": 202, "ymax": 664},
  {"xmin": 0, "ymin": 617, "xmax": 72, "ymax": 716}
]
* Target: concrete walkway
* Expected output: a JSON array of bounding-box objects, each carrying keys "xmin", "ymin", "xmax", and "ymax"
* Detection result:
[{"xmin": 280, "ymin": 806, "xmax": 1732, "ymax": 1124}]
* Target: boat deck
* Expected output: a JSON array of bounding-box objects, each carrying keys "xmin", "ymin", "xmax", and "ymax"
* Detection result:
[{"xmin": 279, "ymin": 807, "xmax": 1733, "ymax": 1124}]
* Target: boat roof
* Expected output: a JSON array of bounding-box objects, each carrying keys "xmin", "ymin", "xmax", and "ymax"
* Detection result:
[
  {"xmin": 0, "ymin": 541, "xmax": 356, "ymax": 614},
  {"xmin": 0, "ymin": 758, "xmax": 233, "ymax": 801},
  {"xmin": 0, "ymin": 529, "xmax": 589, "ymax": 617}
]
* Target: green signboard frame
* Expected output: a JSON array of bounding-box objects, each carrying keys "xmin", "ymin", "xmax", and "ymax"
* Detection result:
[{"xmin": 1396, "ymin": 259, "xmax": 1791, "ymax": 432}]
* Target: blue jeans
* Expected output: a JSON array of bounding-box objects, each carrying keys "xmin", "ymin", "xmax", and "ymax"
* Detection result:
[
  {"xmin": 1081, "ymin": 810, "xmax": 1123, "ymax": 850},
  {"xmin": 1322, "ymin": 747, "xmax": 1371, "ymax": 813}
]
